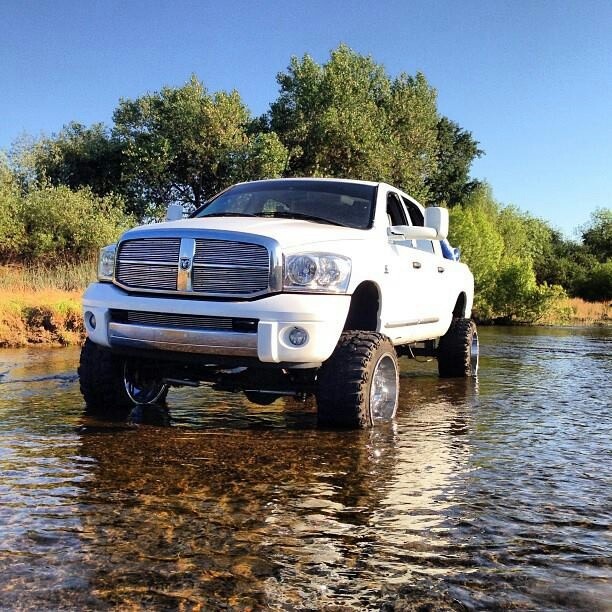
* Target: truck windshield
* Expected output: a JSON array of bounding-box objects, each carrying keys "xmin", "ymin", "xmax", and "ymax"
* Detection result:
[{"xmin": 194, "ymin": 180, "xmax": 376, "ymax": 230}]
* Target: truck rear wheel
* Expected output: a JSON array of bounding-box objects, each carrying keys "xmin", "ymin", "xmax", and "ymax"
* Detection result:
[
  {"xmin": 316, "ymin": 331, "xmax": 399, "ymax": 429},
  {"xmin": 78, "ymin": 339, "xmax": 167, "ymax": 416},
  {"xmin": 437, "ymin": 318, "xmax": 479, "ymax": 378}
]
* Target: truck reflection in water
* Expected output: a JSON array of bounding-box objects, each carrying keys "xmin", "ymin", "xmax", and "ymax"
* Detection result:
[{"xmin": 72, "ymin": 377, "xmax": 476, "ymax": 609}]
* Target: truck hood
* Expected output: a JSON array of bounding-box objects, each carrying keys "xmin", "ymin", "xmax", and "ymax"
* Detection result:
[{"xmin": 122, "ymin": 216, "xmax": 369, "ymax": 249}]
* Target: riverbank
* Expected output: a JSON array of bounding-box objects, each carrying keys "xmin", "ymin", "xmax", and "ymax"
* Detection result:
[
  {"xmin": 0, "ymin": 289, "xmax": 85, "ymax": 348},
  {"xmin": 0, "ymin": 264, "xmax": 93, "ymax": 348}
]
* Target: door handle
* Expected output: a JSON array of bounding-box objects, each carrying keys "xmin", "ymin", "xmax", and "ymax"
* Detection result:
[
  {"xmin": 438, "ymin": 266, "xmax": 445, "ymax": 273},
  {"xmin": 412, "ymin": 261, "xmax": 422, "ymax": 269}
]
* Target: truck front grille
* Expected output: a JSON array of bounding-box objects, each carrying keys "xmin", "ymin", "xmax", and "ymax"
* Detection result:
[{"xmin": 115, "ymin": 236, "xmax": 271, "ymax": 298}]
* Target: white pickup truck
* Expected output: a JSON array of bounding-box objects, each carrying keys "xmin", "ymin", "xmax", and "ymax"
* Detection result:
[{"xmin": 79, "ymin": 178, "xmax": 478, "ymax": 428}]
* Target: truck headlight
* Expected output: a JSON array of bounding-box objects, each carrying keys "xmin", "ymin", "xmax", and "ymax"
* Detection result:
[
  {"xmin": 284, "ymin": 253, "xmax": 351, "ymax": 293},
  {"xmin": 97, "ymin": 244, "xmax": 117, "ymax": 281}
]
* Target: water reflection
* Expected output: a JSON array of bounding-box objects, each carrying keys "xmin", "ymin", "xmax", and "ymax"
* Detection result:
[{"xmin": 0, "ymin": 328, "xmax": 610, "ymax": 609}]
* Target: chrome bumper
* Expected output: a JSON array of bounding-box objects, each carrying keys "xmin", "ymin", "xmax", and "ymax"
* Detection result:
[{"xmin": 108, "ymin": 322, "xmax": 258, "ymax": 357}]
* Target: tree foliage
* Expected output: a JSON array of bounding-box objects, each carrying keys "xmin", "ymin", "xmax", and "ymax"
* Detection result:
[
  {"xmin": 0, "ymin": 155, "xmax": 26, "ymax": 260},
  {"xmin": 426, "ymin": 117, "xmax": 483, "ymax": 207},
  {"xmin": 20, "ymin": 122, "xmax": 124, "ymax": 198},
  {"xmin": 581, "ymin": 208, "xmax": 612, "ymax": 261},
  {"xmin": 269, "ymin": 45, "xmax": 450, "ymax": 202},
  {"xmin": 0, "ymin": 164, "xmax": 132, "ymax": 263},
  {"xmin": 449, "ymin": 185, "xmax": 570, "ymax": 323},
  {"xmin": 10, "ymin": 47, "xmax": 483, "ymax": 220},
  {"xmin": 270, "ymin": 47, "xmax": 392, "ymax": 181},
  {"xmin": 113, "ymin": 75, "xmax": 287, "ymax": 217}
]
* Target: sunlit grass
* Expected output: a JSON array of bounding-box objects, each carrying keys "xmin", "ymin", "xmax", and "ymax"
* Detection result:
[
  {"xmin": 0, "ymin": 260, "xmax": 96, "ymax": 292},
  {"xmin": 0, "ymin": 264, "xmax": 92, "ymax": 347},
  {"xmin": 538, "ymin": 297, "xmax": 611, "ymax": 326}
]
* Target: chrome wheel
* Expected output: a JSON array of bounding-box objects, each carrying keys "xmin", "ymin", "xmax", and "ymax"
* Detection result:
[
  {"xmin": 470, "ymin": 330, "xmax": 479, "ymax": 376},
  {"xmin": 123, "ymin": 363, "xmax": 168, "ymax": 405},
  {"xmin": 370, "ymin": 352, "xmax": 399, "ymax": 423}
]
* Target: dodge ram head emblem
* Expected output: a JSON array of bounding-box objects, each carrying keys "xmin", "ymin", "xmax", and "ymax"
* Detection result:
[{"xmin": 179, "ymin": 257, "xmax": 192, "ymax": 270}]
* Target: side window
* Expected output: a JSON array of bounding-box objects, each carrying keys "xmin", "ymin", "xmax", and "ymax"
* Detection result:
[
  {"xmin": 402, "ymin": 196, "xmax": 435, "ymax": 254},
  {"xmin": 401, "ymin": 196, "xmax": 425, "ymax": 226},
  {"xmin": 386, "ymin": 192, "xmax": 408, "ymax": 226}
]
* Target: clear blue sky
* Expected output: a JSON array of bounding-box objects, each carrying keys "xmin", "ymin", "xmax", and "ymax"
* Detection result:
[{"xmin": 1, "ymin": 0, "xmax": 610, "ymax": 237}]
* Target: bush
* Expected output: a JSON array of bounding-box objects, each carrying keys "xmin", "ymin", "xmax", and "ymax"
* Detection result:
[
  {"xmin": 0, "ymin": 183, "xmax": 132, "ymax": 263},
  {"xmin": 574, "ymin": 261, "xmax": 612, "ymax": 302},
  {"xmin": 0, "ymin": 160, "xmax": 27, "ymax": 260}
]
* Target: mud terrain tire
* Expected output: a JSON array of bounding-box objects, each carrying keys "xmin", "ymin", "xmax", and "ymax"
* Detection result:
[
  {"xmin": 78, "ymin": 339, "xmax": 168, "ymax": 416},
  {"xmin": 437, "ymin": 318, "xmax": 479, "ymax": 378},
  {"xmin": 316, "ymin": 331, "xmax": 399, "ymax": 429}
]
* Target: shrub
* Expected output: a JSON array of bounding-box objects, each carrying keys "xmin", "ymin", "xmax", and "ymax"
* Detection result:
[
  {"xmin": 20, "ymin": 185, "xmax": 132, "ymax": 261},
  {"xmin": 0, "ymin": 160, "xmax": 27, "ymax": 260},
  {"xmin": 574, "ymin": 261, "xmax": 612, "ymax": 302}
]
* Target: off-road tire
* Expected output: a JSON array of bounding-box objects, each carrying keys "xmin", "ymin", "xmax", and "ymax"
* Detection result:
[
  {"xmin": 437, "ymin": 318, "xmax": 479, "ymax": 378},
  {"xmin": 79, "ymin": 339, "xmax": 169, "ymax": 417},
  {"xmin": 316, "ymin": 331, "xmax": 399, "ymax": 429},
  {"xmin": 78, "ymin": 338, "xmax": 134, "ymax": 416}
]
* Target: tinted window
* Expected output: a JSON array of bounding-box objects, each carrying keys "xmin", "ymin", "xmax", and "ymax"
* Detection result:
[
  {"xmin": 387, "ymin": 192, "xmax": 408, "ymax": 225},
  {"xmin": 402, "ymin": 196, "xmax": 424, "ymax": 226},
  {"xmin": 195, "ymin": 180, "xmax": 376, "ymax": 229}
]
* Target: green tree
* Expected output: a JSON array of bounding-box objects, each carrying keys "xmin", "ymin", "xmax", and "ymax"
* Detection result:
[
  {"xmin": 448, "ymin": 185, "xmax": 504, "ymax": 318},
  {"xmin": 113, "ymin": 75, "xmax": 287, "ymax": 218},
  {"xmin": 449, "ymin": 185, "xmax": 568, "ymax": 322},
  {"xmin": 270, "ymin": 46, "xmax": 391, "ymax": 180},
  {"xmin": 383, "ymin": 72, "xmax": 439, "ymax": 201},
  {"xmin": 489, "ymin": 256, "xmax": 565, "ymax": 323},
  {"xmin": 269, "ymin": 45, "xmax": 441, "ymax": 201},
  {"xmin": 18, "ymin": 185, "xmax": 132, "ymax": 262},
  {"xmin": 581, "ymin": 208, "xmax": 612, "ymax": 261},
  {"xmin": 425, "ymin": 117, "xmax": 483, "ymax": 206},
  {"xmin": 0, "ymin": 155, "xmax": 26, "ymax": 261},
  {"xmin": 574, "ymin": 261, "xmax": 612, "ymax": 302},
  {"xmin": 20, "ymin": 122, "xmax": 124, "ymax": 198}
]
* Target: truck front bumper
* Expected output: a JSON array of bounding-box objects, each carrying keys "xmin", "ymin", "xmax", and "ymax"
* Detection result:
[{"xmin": 82, "ymin": 282, "xmax": 351, "ymax": 366}]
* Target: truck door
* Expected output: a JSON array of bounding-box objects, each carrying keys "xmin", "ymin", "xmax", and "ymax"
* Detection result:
[
  {"xmin": 382, "ymin": 191, "xmax": 431, "ymax": 341},
  {"xmin": 402, "ymin": 195, "xmax": 446, "ymax": 326}
]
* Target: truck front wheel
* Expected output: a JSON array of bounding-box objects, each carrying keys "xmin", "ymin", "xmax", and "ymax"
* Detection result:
[
  {"xmin": 78, "ymin": 339, "xmax": 167, "ymax": 416},
  {"xmin": 437, "ymin": 318, "xmax": 479, "ymax": 378},
  {"xmin": 316, "ymin": 331, "xmax": 399, "ymax": 428}
]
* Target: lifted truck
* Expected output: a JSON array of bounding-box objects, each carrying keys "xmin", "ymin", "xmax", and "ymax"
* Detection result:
[{"xmin": 79, "ymin": 178, "xmax": 478, "ymax": 428}]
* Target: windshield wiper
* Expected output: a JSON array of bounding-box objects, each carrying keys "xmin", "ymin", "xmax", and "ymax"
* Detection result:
[
  {"xmin": 253, "ymin": 211, "xmax": 344, "ymax": 227},
  {"xmin": 198, "ymin": 212, "xmax": 257, "ymax": 218}
]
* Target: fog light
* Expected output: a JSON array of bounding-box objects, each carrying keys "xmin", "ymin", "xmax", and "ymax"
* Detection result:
[
  {"xmin": 86, "ymin": 312, "xmax": 96, "ymax": 330},
  {"xmin": 288, "ymin": 327, "xmax": 308, "ymax": 346}
]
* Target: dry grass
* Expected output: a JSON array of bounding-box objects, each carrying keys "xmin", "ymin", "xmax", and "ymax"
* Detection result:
[
  {"xmin": 0, "ymin": 265, "xmax": 90, "ymax": 347},
  {"xmin": 0, "ymin": 260, "xmax": 96, "ymax": 292},
  {"xmin": 538, "ymin": 297, "xmax": 611, "ymax": 326}
]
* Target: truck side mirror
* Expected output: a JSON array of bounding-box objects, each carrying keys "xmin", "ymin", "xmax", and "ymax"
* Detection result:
[
  {"xmin": 166, "ymin": 203, "xmax": 184, "ymax": 221},
  {"xmin": 424, "ymin": 207, "xmax": 449, "ymax": 240}
]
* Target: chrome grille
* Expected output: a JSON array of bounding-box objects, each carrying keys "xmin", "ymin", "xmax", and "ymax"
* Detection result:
[
  {"xmin": 193, "ymin": 239, "xmax": 269, "ymax": 267},
  {"xmin": 192, "ymin": 268, "xmax": 270, "ymax": 294},
  {"xmin": 115, "ymin": 262, "xmax": 177, "ymax": 290},
  {"xmin": 118, "ymin": 238, "xmax": 181, "ymax": 262},
  {"xmin": 114, "ymin": 235, "xmax": 272, "ymax": 297},
  {"xmin": 192, "ymin": 239, "xmax": 269, "ymax": 294}
]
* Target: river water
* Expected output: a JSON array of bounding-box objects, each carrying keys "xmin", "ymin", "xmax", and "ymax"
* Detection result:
[{"xmin": 0, "ymin": 327, "xmax": 610, "ymax": 610}]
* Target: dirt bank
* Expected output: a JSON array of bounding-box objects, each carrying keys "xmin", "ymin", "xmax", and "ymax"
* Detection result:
[{"xmin": 0, "ymin": 290, "xmax": 85, "ymax": 348}]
